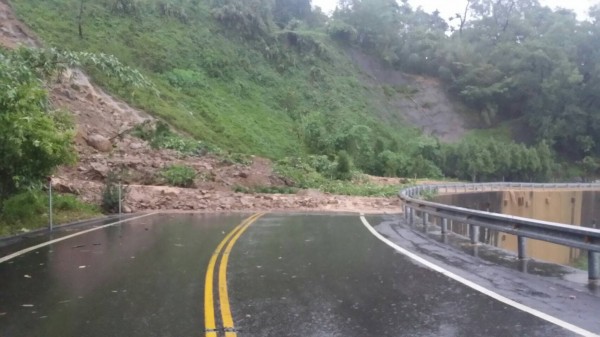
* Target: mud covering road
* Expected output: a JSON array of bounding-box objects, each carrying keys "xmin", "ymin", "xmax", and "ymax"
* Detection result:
[{"xmin": 0, "ymin": 213, "xmax": 595, "ymax": 336}]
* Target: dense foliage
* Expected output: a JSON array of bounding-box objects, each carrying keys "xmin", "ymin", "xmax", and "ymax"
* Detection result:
[
  {"xmin": 331, "ymin": 0, "xmax": 600, "ymax": 169},
  {"xmin": 0, "ymin": 48, "xmax": 76, "ymax": 199}
]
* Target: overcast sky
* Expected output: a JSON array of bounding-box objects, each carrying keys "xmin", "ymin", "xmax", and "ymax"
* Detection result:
[{"xmin": 312, "ymin": 0, "xmax": 599, "ymax": 21}]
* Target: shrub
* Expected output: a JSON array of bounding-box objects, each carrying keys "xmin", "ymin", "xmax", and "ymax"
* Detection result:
[
  {"xmin": 160, "ymin": 165, "xmax": 196, "ymax": 187},
  {"xmin": 102, "ymin": 172, "xmax": 128, "ymax": 213},
  {"xmin": 335, "ymin": 151, "xmax": 352, "ymax": 180}
]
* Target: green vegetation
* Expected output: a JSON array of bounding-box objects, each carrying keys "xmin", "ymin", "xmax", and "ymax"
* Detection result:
[
  {"xmin": 159, "ymin": 165, "xmax": 197, "ymax": 187},
  {"xmin": 12, "ymin": 0, "xmax": 418, "ymax": 163},
  {"xmin": 329, "ymin": 0, "xmax": 600, "ymax": 178},
  {"xmin": 275, "ymin": 156, "xmax": 408, "ymax": 196},
  {"xmin": 0, "ymin": 47, "xmax": 149, "ymax": 232},
  {"xmin": 0, "ymin": 48, "xmax": 77, "ymax": 200},
  {"xmin": 101, "ymin": 172, "xmax": 128, "ymax": 213},
  {"xmin": 0, "ymin": 190, "xmax": 100, "ymax": 236},
  {"xmin": 10, "ymin": 0, "xmax": 575, "ymax": 183}
]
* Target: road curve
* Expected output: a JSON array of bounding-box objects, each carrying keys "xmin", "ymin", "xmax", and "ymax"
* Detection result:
[{"xmin": 0, "ymin": 213, "xmax": 593, "ymax": 336}]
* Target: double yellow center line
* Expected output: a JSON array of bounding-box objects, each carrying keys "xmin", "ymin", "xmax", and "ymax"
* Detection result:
[{"xmin": 204, "ymin": 213, "xmax": 265, "ymax": 337}]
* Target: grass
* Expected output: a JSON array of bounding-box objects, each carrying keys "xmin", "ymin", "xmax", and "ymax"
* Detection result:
[{"xmin": 0, "ymin": 190, "xmax": 101, "ymax": 236}]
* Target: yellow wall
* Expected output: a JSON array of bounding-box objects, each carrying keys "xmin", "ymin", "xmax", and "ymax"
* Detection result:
[{"xmin": 498, "ymin": 190, "xmax": 582, "ymax": 265}]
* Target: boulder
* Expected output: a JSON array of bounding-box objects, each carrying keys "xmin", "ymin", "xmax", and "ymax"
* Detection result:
[
  {"xmin": 88, "ymin": 162, "xmax": 110, "ymax": 179},
  {"xmin": 51, "ymin": 178, "xmax": 80, "ymax": 195},
  {"xmin": 86, "ymin": 134, "xmax": 112, "ymax": 152}
]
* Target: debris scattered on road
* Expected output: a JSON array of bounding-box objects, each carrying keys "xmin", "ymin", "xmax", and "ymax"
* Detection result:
[
  {"xmin": 72, "ymin": 245, "xmax": 85, "ymax": 249},
  {"xmin": 24, "ymin": 274, "xmax": 31, "ymax": 279},
  {"xmin": 21, "ymin": 304, "xmax": 34, "ymax": 308},
  {"xmin": 78, "ymin": 265, "xmax": 86, "ymax": 269}
]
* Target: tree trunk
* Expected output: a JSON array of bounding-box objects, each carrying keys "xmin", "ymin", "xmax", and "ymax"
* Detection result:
[{"xmin": 78, "ymin": 0, "xmax": 84, "ymax": 39}]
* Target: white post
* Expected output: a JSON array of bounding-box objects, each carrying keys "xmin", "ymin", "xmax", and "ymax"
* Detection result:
[
  {"xmin": 118, "ymin": 181, "xmax": 122, "ymax": 216},
  {"xmin": 48, "ymin": 177, "xmax": 53, "ymax": 231}
]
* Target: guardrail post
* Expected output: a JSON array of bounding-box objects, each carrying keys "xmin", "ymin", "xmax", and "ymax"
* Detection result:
[
  {"xmin": 441, "ymin": 218, "xmax": 448, "ymax": 235},
  {"xmin": 469, "ymin": 224, "xmax": 479, "ymax": 244},
  {"xmin": 409, "ymin": 207, "xmax": 414, "ymax": 226},
  {"xmin": 590, "ymin": 251, "xmax": 600, "ymax": 280},
  {"xmin": 403, "ymin": 205, "xmax": 407, "ymax": 221},
  {"xmin": 423, "ymin": 213, "xmax": 429, "ymax": 233},
  {"xmin": 517, "ymin": 236, "xmax": 527, "ymax": 260},
  {"xmin": 48, "ymin": 177, "xmax": 53, "ymax": 232}
]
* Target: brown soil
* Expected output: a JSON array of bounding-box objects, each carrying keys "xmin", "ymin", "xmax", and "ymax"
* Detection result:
[
  {"xmin": 0, "ymin": 1, "xmax": 402, "ymax": 215},
  {"xmin": 348, "ymin": 49, "xmax": 481, "ymax": 142}
]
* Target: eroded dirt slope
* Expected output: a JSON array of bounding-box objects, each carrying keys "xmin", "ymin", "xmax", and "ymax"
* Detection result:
[{"xmin": 349, "ymin": 49, "xmax": 479, "ymax": 142}]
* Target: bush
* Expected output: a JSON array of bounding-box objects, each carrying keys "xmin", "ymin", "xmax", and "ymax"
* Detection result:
[
  {"xmin": 102, "ymin": 172, "xmax": 128, "ymax": 213},
  {"xmin": 335, "ymin": 151, "xmax": 352, "ymax": 180},
  {"xmin": 160, "ymin": 165, "xmax": 196, "ymax": 187}
]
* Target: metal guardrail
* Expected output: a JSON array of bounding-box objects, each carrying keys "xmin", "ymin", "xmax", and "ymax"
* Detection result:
[{"xmin": 399, "ymin": 182, "xmax": 600, "ymax": 280}]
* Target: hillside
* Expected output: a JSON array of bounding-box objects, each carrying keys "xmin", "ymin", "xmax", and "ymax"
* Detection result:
[
  {"xmin": 6, "ymin": 0, "xmax": 481, "ymax": 155},
  {"xmin": 3, "ymin": 0, "xmax": 592, "ymax": 234},
  {"xmin": 0, "ymin": 0, "xmax": 417, "ymax": 236}
]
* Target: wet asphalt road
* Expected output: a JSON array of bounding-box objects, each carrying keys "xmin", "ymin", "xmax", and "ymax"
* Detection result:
[{"xmin": 0, "ymin": 213, "xmax": 584, "ymax": 336}]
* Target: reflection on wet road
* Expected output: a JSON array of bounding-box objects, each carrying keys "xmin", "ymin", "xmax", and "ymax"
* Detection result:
[{"xmin": 0, "ymin": 213, "xmax": 594, "ymax": 336}]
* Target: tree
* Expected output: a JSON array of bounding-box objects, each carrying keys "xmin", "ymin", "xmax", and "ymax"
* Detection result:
[
  {"xmin": 0, "ymin": 53, "xmax": 74, "ymax": 198},
  {"xmin": 273, "ymin": 0, "xmax": 312, "ymax": 27},
  {"xmin": 0, "ymin": 47, "xmax": 153, "ymax": 200},
  {"xmin": 335, "ymin": 150, "xmax": 353, "ymax": 180}
]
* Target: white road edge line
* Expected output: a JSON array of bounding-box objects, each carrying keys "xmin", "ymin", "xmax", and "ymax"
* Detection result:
[
  {"xmin": 0, "ymin": 213, "xmax": 157, "ymax": 264},
  {"xmin": 359, "ymin": 213, "xmax": 598, "ymax": 337}
]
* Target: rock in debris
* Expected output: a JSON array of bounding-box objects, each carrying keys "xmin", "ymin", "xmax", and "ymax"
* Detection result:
[
  {"xmin": 51, "ymin": 178, "xmax": 80, "ymax": 195},
  {"xmin": 86, "ymin": 134, "xmax": 112, "ymax": 152}
]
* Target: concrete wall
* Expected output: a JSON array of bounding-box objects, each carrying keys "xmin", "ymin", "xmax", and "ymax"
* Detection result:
[{"xmin": 435, "ymin": 190, "xmax": 600, "ymax": 265}]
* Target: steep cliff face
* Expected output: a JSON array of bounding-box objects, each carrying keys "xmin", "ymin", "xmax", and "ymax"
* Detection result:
[{"xmin": 348, "ymin": 49, "xmax": 480, "ymax": 142}]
